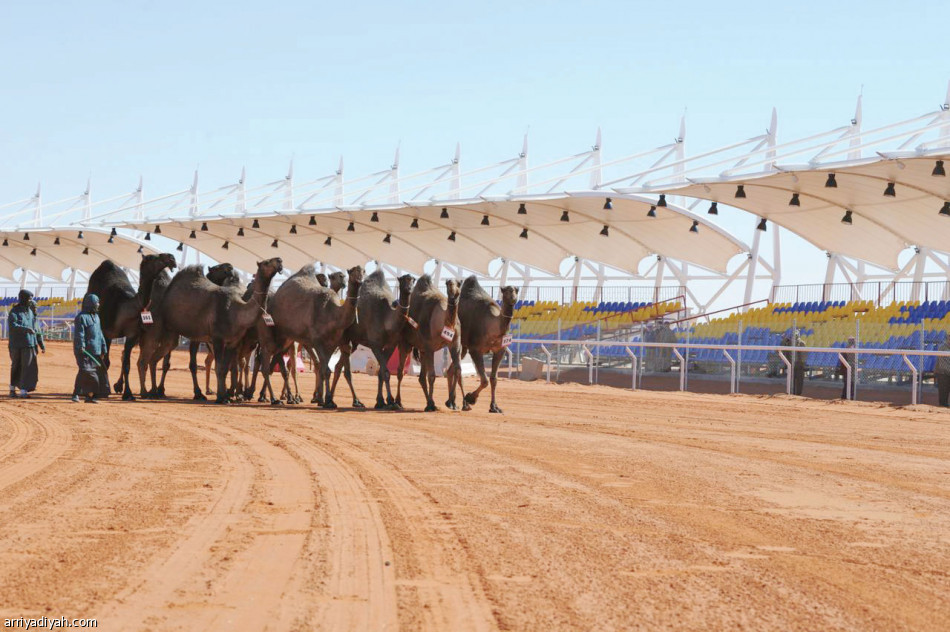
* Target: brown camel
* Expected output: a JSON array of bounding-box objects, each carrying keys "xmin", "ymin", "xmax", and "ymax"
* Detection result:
[
  {"xmin": 139, "ymin": 258, "xmax": 283, "ymax": 403},
  {"xmin": 330, "ymin": 269, "xmax": 414, "ymax": 409},
  {"xmin": 400, "ymin": 276, "xmax": 463, "ymax": 411},
  {"xmin": 267, "ymin": 265, "xmax": 363, "ymax": 409},
  {"xmin": 194, "ymin": 263, "xmax": 242, "ymax": 398},
  {"xmin": 458, "ymin": 276, "xmax": 519, "ymax": 413},
  {"xmin": 87, "ymin": 253, "xmax": 177, "ymax": 400}
]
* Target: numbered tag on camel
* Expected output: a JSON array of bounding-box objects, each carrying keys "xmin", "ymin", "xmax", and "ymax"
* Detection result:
[
  {"xmin": 262, "ymin": 312, "xmax": 275, "ymax": 327},
  {"xmin": 501, "ymin": 333, "xmax": 513, "ymax": 348},
  {"xmin": 440, "ymin": 326, "xmax": 455, "ymax": 342},
  {"xmin": 140, "ymin": 310, "xmax": 154, "ymax": 325},
  {"xmin": 406, "ymin": 315, "xmax": 419, "ymax": 329}
]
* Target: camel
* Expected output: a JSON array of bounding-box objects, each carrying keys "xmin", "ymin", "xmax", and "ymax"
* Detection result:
[
  {"xmin": 268, "ymin": 265, "xmax": 363, "ymax": 409},
  {"xmin": 400, "ymin": 276, "xmax": 463, "ymax": 411},
  {"xmin": 193, "ymin": 263, "xmax": 242, "ymax": 399},
  {"xmin": 458, "ymin": 277, "xmax": 519, "ymax": 413},
  {"xmin": 330, "ymin": 269, "xmax": 414, "ymax": 409},
  {"xmin": 87, "ymin": 253, "xmax": 177, "ymax": 400},
  {"xmin": 139, "ymin": 258, "xmax": 283, "ymax": 403}
]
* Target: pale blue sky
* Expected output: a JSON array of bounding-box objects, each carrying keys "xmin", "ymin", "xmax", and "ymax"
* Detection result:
[{"xmin": 1, "ymin": 0, "xmax": 947, "ymax": 289}]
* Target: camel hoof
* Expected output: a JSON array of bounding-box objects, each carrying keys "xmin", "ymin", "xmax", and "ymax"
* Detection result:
[
  {"xmin": 463, "ymin": 393, "xmax": 477, "ymax": 405},
  {"xmin": 386, "ymin": 395, "xmax": 395, "ymax": 406},
  {"xmin": 194, "ymin": 393, "xmax": 207, "ymax": 401},
  {"xmin": 374, "ymin": 401, "xmax": 389, "ymax": 410},
  {"xmin": 243, "ymin": 389, "xmax": 254, "ymax": 400},
  {"xmin": 352, "ymin": 400, "xmax": 365, "ymax": 409},
  {"xmin": 294, "ymin": 395, "xmax": 303, "ymax": 404},
  {"xmin": 445, "ymin": 400, "xmax": 457, "ymax": 411},
  {"xmin": 113, "ymin": 381, "xmax": 123, "ymax": 393},
  {"xmin": 390, "ymin": 402, "xmax": 403, "ymax": 411},
  {"xmin": 271, "ymin": 399, "xmax": 284, "ymax": 406},
  {"xmin": 122, "ymin": 392, "xmax": 135, "ymax": 402},
  {"xmin": 206, "ymin": 389, "xmax": 215, "ymax": 396},
  {"xmin": 215, "ymin": 397, "xmax": 230, "ymax": 405},
  {"xmin": 322, "ymin": 401, "xmax": 338, "ymax": 410},
  {"xmin": 489, "ymin": 404, "xmax": 503, "ymax": 414},
  {"xmin": 424, "ymin": 404, "xmax": 438, "ymax": 412},
  {"xmin": 462, "ymin": 402, "xmax": 472, "ymax": 412}
]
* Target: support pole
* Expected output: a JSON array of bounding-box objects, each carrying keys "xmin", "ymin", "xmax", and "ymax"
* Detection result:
[
  {"xmin": 902, "ymin": 354, "xmax": 918, "ymax": 406},
  {"xmin": 723, "ymin": 350, "xmax": 736, "ymax": 394},
  {"xmin": 625, "ymin": 347, "xmax": 638, "ymax": 391},
  {"xmin": 672, "ymin": 348, "xmax": 686, "ymax": 391},
  {"xmin": 540, "ymin": 344, "xmax": 552, "ymax": 383},
  {"xmin": 778, "ymin": 351, "xmax": 792, "ymax": 394},
  {"xmin": 838, "ymin": 353, "xmax": 852, "ymax": 400}
]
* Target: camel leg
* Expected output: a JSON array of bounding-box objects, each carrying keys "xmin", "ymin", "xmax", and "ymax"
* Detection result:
[
  {"xmin": 488, "ymin": 351, "xmax": 504, "ymax": 414},
  {"xmin": 445, "ymin": 346, "xmax": 463, "ymax": 410},
  {"xmin": 288, "ymin": 345, "xmax": 302, "ymax": 404},
  {"xmin": 310, "ymin": 347, "xmax": 325, "ymax": 404},
  {"xmin": 315, "ymin": 348, "xmax": 337, "ymax": 409},
  {"xmin": 372, "ymin": 348, "xmax": 392, "ymax": 409},
  {"xmin": 204, "ymin": 346, "xmax": 215, "ymax": 395},
  {"xmin": 394, "ymin": 343, "xmax": 410, "ymax": 409},
  {"xmin": 189, "ymin": 341, "xmax": 206, "ymax": 400},
  {"xmin": 419, "ymin": 350, "xmax": 439, "ymax": 413},
  {"xmin": 382, "ymin": 348, "xmax": 396, "ymax": 407},
  {"xmin": 212, "ymin": 340, "xmax": 231, "ymax": 404},
  {"xmin": 464, "ymin": 352, "xmax": 489, "ymax": 409},
  {"xmin": 117, "ymin": 337, "xmax": 135, "ymax": 400},
  {"xmin": 156, "ymin": 352, "xmax": 171, "ymax": 397},
  {"xmin": 265, "ymin": 344, "xmax": 291, "ymax": 405},
  {"xmin": 105, "ymin": 339, "xmax": 115, "ymax": 392},
  {"xmin": 136, "ymin": 342, "xmax": 152, "ymax": 399}
]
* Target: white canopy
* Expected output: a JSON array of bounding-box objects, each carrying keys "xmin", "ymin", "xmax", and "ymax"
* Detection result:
[
  {"xmin": 0, "ymin": 228, "xmax": 157, "ymax": 281},
  {"xmin": 651, "ymin": 155, "xmax": 950, "ymax": 271},
  {"xmin": 106, "ymin": 192, "xmax": 746, "ymax": 276}
]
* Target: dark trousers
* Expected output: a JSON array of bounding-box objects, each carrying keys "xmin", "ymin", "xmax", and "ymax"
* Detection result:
[
  {"xmin": 937, "ymin": 374, "xmax": 950, "ymax": 407},
  {"xmin": 75, "ymin": 357, "xmax": 102, "ymax": 399},
  {"xmin": 792, "ymin": 365, "xmax": 805, "ymax": 396},
  {"xmin": 841, "ymin": 368, "xmax": 857, "ymax": 400},
  {"xmin": 9, "ymin": 347, "xmax": 38, "ymax": 392}
]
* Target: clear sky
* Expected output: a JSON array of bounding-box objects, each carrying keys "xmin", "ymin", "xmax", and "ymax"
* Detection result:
[{"xmin": 1, "ymin": 0, "xmax": 948, "ymax": 295}]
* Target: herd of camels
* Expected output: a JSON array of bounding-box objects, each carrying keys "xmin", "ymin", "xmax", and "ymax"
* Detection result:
[{"xmin": 87, "ymin": 253, "xmax": 519, "ymax": 413}]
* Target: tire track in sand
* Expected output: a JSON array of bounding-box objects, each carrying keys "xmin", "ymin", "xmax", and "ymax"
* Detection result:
[
  {"xmin": 96, "ymin": 419, "xmax": 255, "ymax": 630},
  {"xmin": 0, "ymin": 406, "xmax": 72, "ymax": 492},
  {"xmin": 278, "ymin": 422, "xmax": 497, "ymax": 632},
  {"xmin": 263, "ymin": 423, "xmax": 400, "ymax": 632}
]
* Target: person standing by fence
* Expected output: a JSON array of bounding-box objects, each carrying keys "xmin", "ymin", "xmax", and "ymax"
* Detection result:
[
  {"xmin": 72, "ymin": 293, "xmax": 107, "ymax": 404},
  {"xmin": 7, "ymin": 289, "xmax": 44, "ymax": 398},
  {"xmin": 791, "ymin": 330, "xmax": 807, "ymax": 396},
  {"xmin": 839, "ymin": 336, "xmax": 857, "ymax": 400},
  {"xmin": 935, "ymin": 333, "xmax": 950, "ymax": 407}
]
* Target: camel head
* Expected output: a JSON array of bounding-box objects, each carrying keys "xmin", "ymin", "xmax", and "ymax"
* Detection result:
[
  {"xmin": 157, "ymin": 252, "xmax": 177, "ymax": 272},
  {"xmin": 256, "ymin": 257, "xmax": 284, "ymax": 281},
  {"xmin": 329, "ymin": 271, "xmax": 346, "ymax": 293},
  {"xmin": 500, "ymin": 285, "xmax": 519, "ymax": 309},
  {"xmin": 445, "ymin": 279, "xmax": 460, "ymax": 302},
  {"xmin": 397, "ymin": 274, "xmax": 415, "ymax": 300},
  {"xmin": 346, "ymin": 265, "xmax": 364, "ymax": 289},
  {"xmin": 140, "ymin": 252, "xmax": 177, "ymax": 277},
  {"xmin": 206, "ymin": 262, "xmax": 237, "ymax": 285},
  {"xmin": 315, "ymin": 272, "xmax": 329, "ymax": 288}
]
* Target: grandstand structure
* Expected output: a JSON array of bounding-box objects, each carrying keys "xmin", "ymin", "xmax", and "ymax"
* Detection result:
[{"xmin": 2, "ymin": 83, "xmax": 950, "ymax": 400}]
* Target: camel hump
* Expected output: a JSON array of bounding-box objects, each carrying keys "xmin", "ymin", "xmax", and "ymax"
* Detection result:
[
  {"xmin": 412, "ymin": 274, "xmax": 435, "ymax": 295},
  {"xmin": 88, "ymin": 259, "xmax": 135, "ymax": 296},
  {"xmin": 290, "ymin": 264, "xmax": 317, "ymax": 280},
  {"xmin": 363, "ymin": 268, "xmax": 387, "ymax": 287},
  {"xmin": 460, "ymin": 275, "xmax": 490, "ymax": 301},
  {"xmin": 176, "ymin": 264, "xmax": 206, "ymax": 279}
]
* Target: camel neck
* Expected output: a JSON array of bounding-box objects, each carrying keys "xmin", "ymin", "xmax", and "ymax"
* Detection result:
[
  {"xmin": 137, "ymin": 267, "xmax": 160, "ymax": 305},
  {"xmin": 340, "ymin": 284, "xmax": 360, "ymax": 325},
  {"xmin": 499, "ymin": 302, "xmax": 514, "ymax": 332},
  {"xmin": 446, "ymin": 295, "xmax": 459, "ymax": 325}
]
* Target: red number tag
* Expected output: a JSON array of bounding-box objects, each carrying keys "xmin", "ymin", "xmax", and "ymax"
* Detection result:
[
  {"xmin": 140, "ymin": 311, "xmax": 153, "ymax": 324},
  {"xmin": 441, "ymin": 326, "xmax": 455, "ymax": 342},
  {"xmin": 501, "ymin": 333, "xmax": 512, "ymax": 348},
  {"xmin": 262, "ymin": 313, "xmax": 275, "ymax": 327}
]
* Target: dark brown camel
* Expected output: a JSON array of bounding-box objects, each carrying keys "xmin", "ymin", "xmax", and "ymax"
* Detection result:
[
  {"xmin": 267, "ymin": 265, "xmax": 363, "ymax": 409},
  {"xmin": 192, "ymin": 263, "xmax": 242, "ymax": 399},
  {"xmin": 87, "ymin": 253, "xmax": 177, "ymax": 400},
  {"xmin": 139, "ymin": 258, "xmax": 283, "ymax": 403},
  {"xmin": 400, "ymin": 276, "xmax": 463, "ymax": 411},
  {"xmin": 330, "ymin": 269, "xmax": 414, "ymax": 409},
  {"xmin": 458, "ymin": 277, "xmax": 519, "ymax": 413}
]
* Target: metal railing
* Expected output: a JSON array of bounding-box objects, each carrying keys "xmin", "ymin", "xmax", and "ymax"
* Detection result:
[
  {"xmin": 771, "ymin": 281, "xmax": 950, "ymax": 307},
  {"xmin": 507, "ymin": 338, "xmax": 948, "ymax": 406}
]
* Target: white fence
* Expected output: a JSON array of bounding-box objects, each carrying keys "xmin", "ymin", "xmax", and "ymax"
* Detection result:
[{"xmin": 507, "ymin": 338, "xmax": 950, "ymax": 406}]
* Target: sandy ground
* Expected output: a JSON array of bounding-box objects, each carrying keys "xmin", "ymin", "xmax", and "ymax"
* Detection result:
[{"xmin": 0, "ymin": 341, "xmax": 949, "ymax": 631}]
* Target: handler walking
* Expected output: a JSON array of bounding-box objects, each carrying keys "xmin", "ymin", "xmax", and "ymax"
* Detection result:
[
  {"xmin": 7, "ymin": 289, "xmax": 44, "ymax": 397},
  {"xmin": 72, "ymin": 293, "xmax": 107, "ymax": 404}
]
